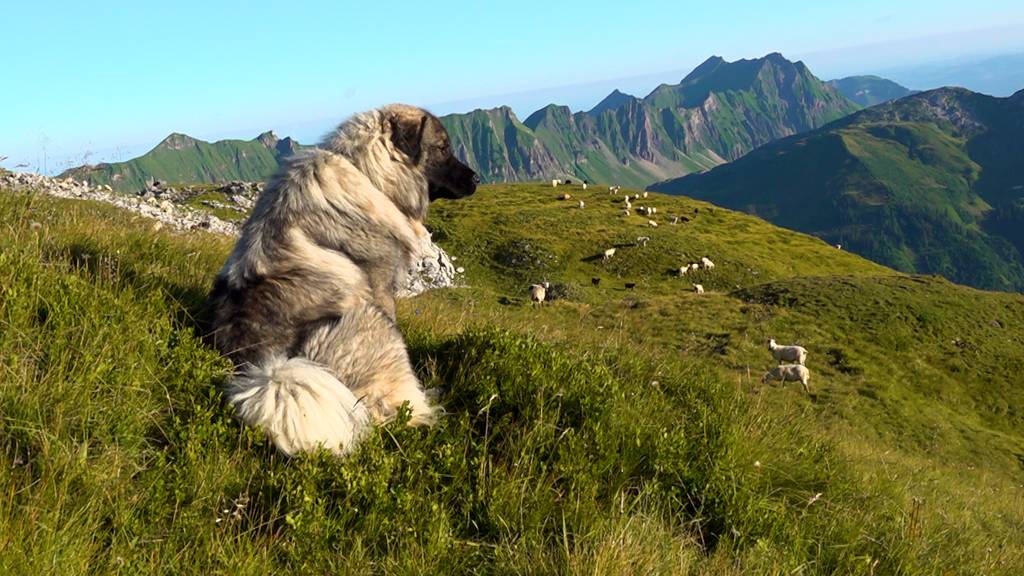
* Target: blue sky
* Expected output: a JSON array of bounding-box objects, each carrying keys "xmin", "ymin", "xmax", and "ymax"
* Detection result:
[{"xmin": 3, "ymin": 0, "xmax": 1023, "ymax": 173}]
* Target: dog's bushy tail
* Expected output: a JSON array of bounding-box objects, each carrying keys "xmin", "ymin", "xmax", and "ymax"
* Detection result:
[{"xmin": 226, "ymin": 356, "xmax": 371, "ymax": 456}]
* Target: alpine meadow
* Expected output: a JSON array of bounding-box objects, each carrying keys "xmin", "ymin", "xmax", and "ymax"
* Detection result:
[
  {"xmin": 2, "ymin": 181, "xmax": 1022, "ymax": 574},
  {"xmin": 3, "ymin": 2, "xmax": 1024, "ymax": 574}
]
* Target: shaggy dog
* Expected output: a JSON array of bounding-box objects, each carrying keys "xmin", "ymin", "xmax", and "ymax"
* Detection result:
[{"xmin": 206, "ymin": 104, "xmax": 478, "ymax": 456}]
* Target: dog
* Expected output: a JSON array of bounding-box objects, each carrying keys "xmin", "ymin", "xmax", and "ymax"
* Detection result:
[{"xmin": 205, "ymin": 104, "xmax": 478, "ymax": 456}]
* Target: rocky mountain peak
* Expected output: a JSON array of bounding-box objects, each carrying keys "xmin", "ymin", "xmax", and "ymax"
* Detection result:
[
  {"xmin": 588, "ymin": 89, "xmax": 639, "ymax": 115},
  {"xmin": 256, "ymin": 130, "xmax": 280, "ymax": 149},
  {"xmin": 157, "ymin": 133, "xmax": 199, "ymax": 151}
]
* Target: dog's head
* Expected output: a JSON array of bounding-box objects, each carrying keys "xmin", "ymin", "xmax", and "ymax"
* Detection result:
[
  {"xmin": 324, "ymin": 104, "xmax": 478, "ymax": 220},
  {"xmin": 383, "ymin": 105, "xmax": 478, "ymax": 201}
]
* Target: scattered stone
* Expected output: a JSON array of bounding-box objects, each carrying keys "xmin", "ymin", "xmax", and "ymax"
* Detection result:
[
  {"xmin": 1, "ymin": 170, "xmax": 460, "ymax": 296},
  {"xmin": 398, "ymin": 235, "xmax": 464, "ymax": 297}
]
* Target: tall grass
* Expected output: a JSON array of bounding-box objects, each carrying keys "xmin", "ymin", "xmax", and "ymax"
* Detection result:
[{"xmin": 0, "ymin": 190, "xmax": 1020, "ymax": 574}]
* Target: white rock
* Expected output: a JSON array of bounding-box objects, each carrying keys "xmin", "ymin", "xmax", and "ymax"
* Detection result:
[{"xmin": 1, "ymin": 170, "xmax": 460, "ymax": 297}]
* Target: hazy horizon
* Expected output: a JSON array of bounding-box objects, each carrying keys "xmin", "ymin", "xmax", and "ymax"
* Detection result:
[{"xmin": 3, "ymin": 0, "xmax": 1023, "ymax": 174}]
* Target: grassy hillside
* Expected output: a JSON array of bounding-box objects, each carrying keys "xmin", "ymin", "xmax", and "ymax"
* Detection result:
[
  {"xmin": 827, "ymin": 76, "xmax": 917, "ymax": 106},
  {"xmin": 441, "ymin": 53, "xmax": 859, "ymax": 188},
  {"xmin": 60, "ymin": 132, "xmax": 305, "ymax": 193},
  {"xmin": 1, "ymin": 183, "xmax": 1022, "ymax": 574},
  {"xmin": 652, "ymin": 88, "xmax": 1024, "ymax": 292}
]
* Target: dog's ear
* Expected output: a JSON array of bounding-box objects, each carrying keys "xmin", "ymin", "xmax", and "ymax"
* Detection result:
[{"xmin": 388, "ymin": 113, "xmax": 428, "ymax": 163}]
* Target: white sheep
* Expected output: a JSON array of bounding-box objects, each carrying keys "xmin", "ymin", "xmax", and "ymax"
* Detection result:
[
  {"xmin": 678, "ymin": 266, "xmax": 689, "ymax": 276},
  {"xmin": 693, "ymin": 283, "xmax": 705, "ymax": 294},
  {"xmin": 624, "ymin": 199, "xmax": 632, "ymax": 209},
  {"xmin": 700, "ymin": 257, "xmax": 715, "ymax": 269},
  {"xmin": 762, "ymin": 364, "xmax": 811, "ymax": 394},
  {"xmin": 559, "ymin": 193, "xmax": 572, "ymax": 200},
  {"xmin": 768, "ymin": 339, "xmax": 808, "ymax": 366},
  {"xmin": 835, "ymin": 244, "xmax": 842, "ymax": 250},
  {"xmin": 603, "ymin": 248, "xmax": 616, "ymax": 261},
  {"xmin": 648, "ymin": 220, "xmax": 658, "ymax": 228},
  {"xmin": 649, "ymin": 207, "xmax": 657, "ymax": 215},
  {"xmin": 578, "ymin": 200, "xmax": 585, "ymax": 209},
  {"xmin": 582, "ymin": 182, "xmax": 588, "ymax": 190},
  {"xmin": 635, "ymin": 236, "xmax": 650, "ymax": 247},
  {"xmin": 633, "ymin": 193, "xmax": 641, "ymax": 201},
  {"xmin": 622, "ymin": 209, "xmax": 631, "ymax": 216},
  {"xmin": 642, "ymin": 191, "xmax": 649, "ymax": 199},
  {"xmin": 529, "ymin": 282, "xmax": 550, "ymax": 305},
  {"xmin": 690, "ymin": 263, "xmax": 700, "ymax": 271},
  {"xmin": 552, "ymin": 179, "xmax": 559, "ymax": 188}
]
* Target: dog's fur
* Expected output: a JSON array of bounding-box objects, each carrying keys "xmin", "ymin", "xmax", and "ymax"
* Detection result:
[{"xmin": 205, "ymin": 104, "xmax": 477, "ymax": 456}]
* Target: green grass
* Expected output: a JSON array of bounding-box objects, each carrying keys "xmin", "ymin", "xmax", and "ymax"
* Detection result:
[
  {"xmin": 440, "ymin": 54, "xmax": 858, "ymax": 187},
  {"xmin": 652, "ymin": 88, "xmax": 1024, "ymax": 293},
  {"xmin": 60, "ymin": 134, "xmax": 303, "ymax": 193},
  {"xmin": 1, "ymin": 184, "xmax": 1022, "ymax": 574},
  {"xmin": 827, "ymin": 76, "xmax": 914, "ymax": 107}
]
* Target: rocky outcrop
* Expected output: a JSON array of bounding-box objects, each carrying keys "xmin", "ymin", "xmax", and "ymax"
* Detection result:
[
  {"xmin": 398, "ymin": 236, "xmax": 464, "ymax": 298},
  {"xmin": 1, "ymin": 171, "xmax": 462, "ymax": 296},
  {"xmin": 441, "ymin": 53, "xmax": 859, "ymax": 188},
  {"xmin": 1, "ymin": 171, "xmax": 238, "ymax": 235}
]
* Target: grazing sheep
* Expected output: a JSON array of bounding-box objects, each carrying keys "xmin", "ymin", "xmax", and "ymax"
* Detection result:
[
  {"xmin": 678, "ymin": 266, "xmax": 689, "ymax": 276},
  {"xmin": 560, "ymin": 193, "xmax": 572, "ymax": 200},
  {"xmin": 835, "ymin": 244, "xmax": 842, "ymax": 250},
  {"xmin": 529, "ymin": 282, "xmax": 550, "ymax": 305},
  {"xmin": 636, "ymin": 206, "xmax": 648, "ymax": 216},
  {"xmin": 625, "ymin": 282, "xmax": 636, "ymax": 290},
  {"xmin": 622, "ymin": 209, "xmax": 631, "ymax": 216},
  {"xmin": 762, "ymin": 364, "xmax": 811, "ymax": 394},
  {"xmin": 648, "ymin": 220, "xmax": 658, "ymax": 228},
  {"xmin": 693, "ymin": 283, "xmax": 704, "ymax": 294},
  {"xmin": 603, "ymin": 248, "xmax": 617, "ymax": 261},
  {"xmin": 700, "ymin": 257, "xmax": 715, "ymax": 269},
  {"xmin": 578, "ymin": 200, "xmax": 585, "ymax": 209},
  {"xmin": 642, "ymin": 191, "xmax": 649, "ymax": 199},
  {"xmin": 768, "ymin": 339, "xmax": 808, "ymax": 366},
  {"xmin": 552, "ymin": 179, "xmax": 559, "ymax": 188},
  {"xmin": 670, "ymin": 216, "xmax": 679, "ymax": 225},
  {"xmin": 591, "ymin": 277, "xmax": 601, "ymax": 287},
  {"xmin": 624, "ymin": 199, "xmax": 632, "ymax": 209},
  {"xmin": 633, "ymin": 193, "xmax": 641, "ymax": 201},
  {"xmin": 564, "ymin": 179, "xmax": 573, "ymax": 185},
  {"xmin": 582, "ymin": 181, "xmax": 588, "ymax": 190},
  {"xmin": 609, "ymin": 185, "xmax": 621, "ymax": 193},
  {"xmin": 636, "ymin": 236, "xmax": 650, "ymax": 247}
]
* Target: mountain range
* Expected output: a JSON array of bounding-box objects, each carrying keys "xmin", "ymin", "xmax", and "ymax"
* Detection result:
[
  {"xmin": 826, "ymin": 75, "xmax": 916, "ymax": 106},
  {"xmin": 69, "ymin": 53, "xmax": 860, "ymax": 193},
  {"xmin": 650, "ymin": 87, "xmax": 1024, "ymax": 292},
  {"xmin": 440, "ymin": 53, "xmax": 860, "ymax": 187},
  {"xmin": 54, "ymin": 52, "xmax": 1024, "ymax": 292},
  {"xmin": 879, "ymin": 51, "xmax": 1024, "ymax": 98},
  {"xmin": 61, "ymin": 131, "xmax": 306, "ymax": 192}
]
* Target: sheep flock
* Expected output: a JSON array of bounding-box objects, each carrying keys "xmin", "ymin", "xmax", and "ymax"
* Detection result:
[{"xmin": 535, "ymin": 180, "xmax": 818, "ymax": 397}]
